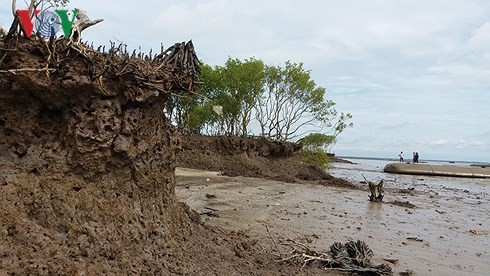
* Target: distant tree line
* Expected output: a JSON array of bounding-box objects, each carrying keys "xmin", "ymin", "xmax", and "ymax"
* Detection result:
[{"xmin": 166, "ymin": 57, "xmax": 353, "ymax": 149}]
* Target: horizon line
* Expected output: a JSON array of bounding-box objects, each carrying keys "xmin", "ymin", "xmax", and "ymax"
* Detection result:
[{"xmin": 337, "ymin": 155, "xmax": 490, "ymax": 164}]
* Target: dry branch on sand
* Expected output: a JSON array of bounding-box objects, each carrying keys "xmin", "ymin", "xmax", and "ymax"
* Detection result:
[{"xmin": 276, "ymin": 239, "xmax": 393, "ymax": 275}]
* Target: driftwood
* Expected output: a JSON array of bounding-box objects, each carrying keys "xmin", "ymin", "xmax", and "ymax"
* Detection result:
[
  {"xmin": 276, "ymin": 239, "xmax": 393, "ymax": 275},
  {"xmin": 363, "ymin": 174, "xmax": 385, "ymax": 202}
]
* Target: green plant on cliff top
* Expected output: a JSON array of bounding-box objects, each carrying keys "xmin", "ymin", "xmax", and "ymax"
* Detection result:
[{"xmin": 298, "ymin": 133, "xmax": 335, "ymax": 170}]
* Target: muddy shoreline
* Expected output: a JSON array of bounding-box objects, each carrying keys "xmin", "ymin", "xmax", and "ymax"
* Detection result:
[{"xmin": 176, "ymin": 167, "xmax": 489, "ymax": 275}]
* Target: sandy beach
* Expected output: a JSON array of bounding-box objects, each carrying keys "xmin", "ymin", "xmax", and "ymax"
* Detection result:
[{"xmin": 176, "ymin": 167, "xmax": 489, "ymax": 275}]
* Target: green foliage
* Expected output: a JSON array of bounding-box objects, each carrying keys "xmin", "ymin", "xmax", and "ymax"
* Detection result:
[
  {"xmin": 168, "ymin": 56, "xmax": 352, "ymax": 154},
  {"xmin": 28, "ymin": 0, "xmax": 70, "ymax": 9},
  {"xmin": 190, "ymin": 57, "xmax": 265, "ymax": 136},
  {"xmin": 256, "ymin": 61, "xmax": 341, "ymax": 141},
  {"xmin": 53, "ymin": 0, "xmax": 70, "ymax": 7},
  {"xmin": 299, "ymin": 148, "xmax": 330, "ymax": 170},
  {"xmin": 299, "ymin": 133, "xmax": 335, "ymax": 169},
  {"xmin": 300, "ymin": 133, "xmax": 336, "ymax": 151}
]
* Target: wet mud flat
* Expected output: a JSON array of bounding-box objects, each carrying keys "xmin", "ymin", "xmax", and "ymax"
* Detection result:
[{"xmin": 176, "ymin": 167, "xmax": 490, "ymax": 275}]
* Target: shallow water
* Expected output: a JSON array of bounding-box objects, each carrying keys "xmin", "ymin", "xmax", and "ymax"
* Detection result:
[
  {"xmin": 330, "ymin": 158, "xmax": 490, "ymax": 197},
  {"xmin": 329, "ymin": 159, "xmax": 490, "ymax": 275}
]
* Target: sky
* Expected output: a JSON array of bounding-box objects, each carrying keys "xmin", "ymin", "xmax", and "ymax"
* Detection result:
[{"xmin": 1, "ymin": 0, "xmax": 489, "ymax": 162}]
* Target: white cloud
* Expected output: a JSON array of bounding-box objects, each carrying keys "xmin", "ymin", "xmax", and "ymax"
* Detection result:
[
  {"xmin": 427, "ymin": 139, "xmax": 489, "ymax": 150},
  {"xmin": 429, "ymin": 139, "xmax": 449, "ymax": 146},
  {"xmin": 466, "ymin": 22, "xmax": 490, "ymax": 54},
  {"xmin": 479, "ymin": 130, "xmax": 490, "ymax": 137}
]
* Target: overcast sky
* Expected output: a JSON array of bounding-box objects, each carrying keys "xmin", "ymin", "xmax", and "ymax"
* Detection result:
[{"xmin": 1, "ymin": 0, "xmax": 489, "ymax": 162}]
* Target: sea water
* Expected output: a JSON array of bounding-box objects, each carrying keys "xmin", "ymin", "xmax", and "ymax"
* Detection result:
[{"xmin": 330, "ymin": 157, "xmax": 490, "ymax": 197}]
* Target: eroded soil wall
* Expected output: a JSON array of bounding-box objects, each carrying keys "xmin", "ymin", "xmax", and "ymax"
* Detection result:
[
  {"xmin": 0, "ymin": 38, "xmax": 198, "ymax": 274},
  {"xmin": 0, "ymin": 39, "xmax": 294, "ymax": 275}
]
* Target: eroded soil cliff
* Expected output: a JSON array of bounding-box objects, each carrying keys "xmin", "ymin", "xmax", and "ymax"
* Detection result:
[
  {"xmin": 177, "ymin": 134, "xmax": 353, "ymax": 186},
  {"xmin": 0, "ymin": 38, "xmax": 304, "ymax": 275}
]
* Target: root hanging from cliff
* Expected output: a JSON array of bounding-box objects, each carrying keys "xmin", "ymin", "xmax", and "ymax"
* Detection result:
[{"xmin": 0, "ymin": 35, "xmax": 201, "ymax": 97}]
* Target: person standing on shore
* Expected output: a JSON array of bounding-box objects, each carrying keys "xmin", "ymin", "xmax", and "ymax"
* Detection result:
[
  {"xmin": 413, "ymin": 152, "xmax": 416, "ymax": 163},
  {"xmin": 415, "ymin": 152, "xmax": 419, "ymax": 163},
  {"xmin": 399, "ymin": 151, "xmax": 404, "ymax": 163}
]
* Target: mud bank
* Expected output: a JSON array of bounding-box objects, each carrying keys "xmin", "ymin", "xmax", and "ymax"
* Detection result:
[
  {"xmin": 178, "ymin": 134, "xmax": 351, "ymax": 186},
  {"xmin": 176, "ymin": 167, "xmax": 490, "ymax": 276},
  {"xmin": 0, "ymin": 38, "xmax": 306, "ymax": 275}
]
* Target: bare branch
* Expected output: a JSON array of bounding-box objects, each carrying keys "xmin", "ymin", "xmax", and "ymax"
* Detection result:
[{"xmin": 12, "ymin": 0, "xmax": 17, "ymax": 16}]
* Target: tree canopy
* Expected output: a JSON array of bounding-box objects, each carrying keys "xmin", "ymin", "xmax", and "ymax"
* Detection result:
[
  {"xmin": 167, "ymin": 56, "xmax": 352, "ymax": 150},
  {"xmin": 255, "ymin": 61, "xmax": 345, "ymax": 141}
]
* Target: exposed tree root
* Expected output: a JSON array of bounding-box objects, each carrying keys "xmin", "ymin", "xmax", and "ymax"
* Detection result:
[
  {"xmin": 363, "ymin": 174, "xmax": 385, "ymax": 202},
  {"xmin": 0, "ymin": 67, "xmax": 56, "ymax": 74},
  {"xmin": 276, "ymin": 239, "xmax": 393, "ymax": 275},
  {"xmin": 0, "ymin": 35, "xmax": 201, "ymax": 98}
]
